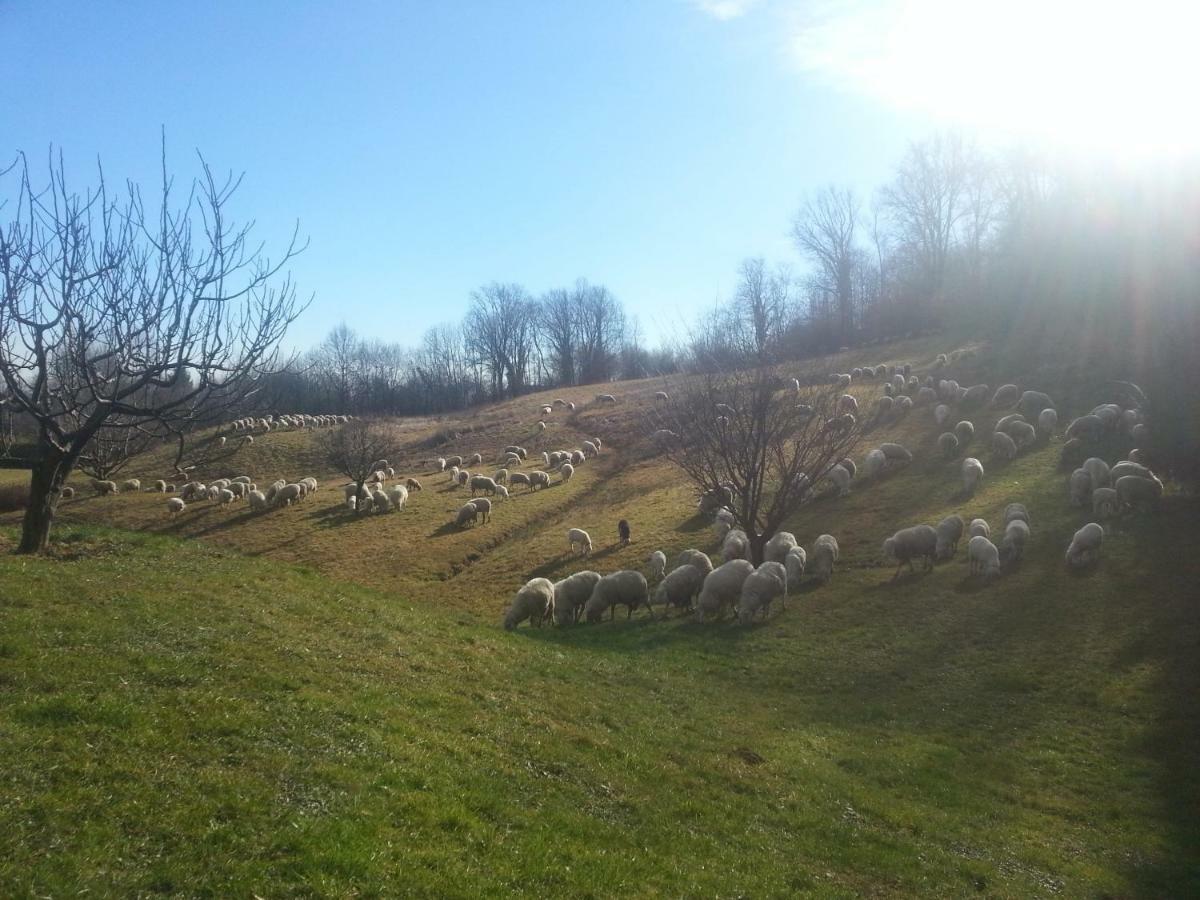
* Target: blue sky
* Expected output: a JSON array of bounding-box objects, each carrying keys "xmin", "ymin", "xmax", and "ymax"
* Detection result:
[{"xmin": 4, "ymin": 1, "xmax": 1190, "ymax": 350}]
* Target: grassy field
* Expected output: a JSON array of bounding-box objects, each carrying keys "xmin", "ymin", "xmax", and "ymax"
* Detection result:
[{"xmin": 2, "ymin": 336, "xmax": 1198, "ymax": 896}]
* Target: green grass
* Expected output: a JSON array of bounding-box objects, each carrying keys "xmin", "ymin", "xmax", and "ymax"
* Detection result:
[{"xmin": 2, "ymin": 335, "xmax": 1199, "ymax": 895}]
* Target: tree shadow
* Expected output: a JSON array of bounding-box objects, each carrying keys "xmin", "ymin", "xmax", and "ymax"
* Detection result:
[{"xmin": 676, "ymin": 513, "xmax": 711, "ymax": 534}]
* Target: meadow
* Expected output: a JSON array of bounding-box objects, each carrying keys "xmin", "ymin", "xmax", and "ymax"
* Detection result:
[{"xmin": 2, "ymin": 336, "xmax": 1197, "ymax": 897}]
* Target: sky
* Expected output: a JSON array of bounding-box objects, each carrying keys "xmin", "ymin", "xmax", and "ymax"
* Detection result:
[{"xmin": 2, "ymin": 1, "xmax": 1197, "ymax": 351}]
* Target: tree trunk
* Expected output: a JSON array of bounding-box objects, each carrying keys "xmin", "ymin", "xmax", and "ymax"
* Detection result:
[
  {"xmin": 17, "ymin": 448, "xmax": 72, "ymax": 554},
  {"xmin": 748, "ymin": 531, "xmax": 766, "ymax": 567}
]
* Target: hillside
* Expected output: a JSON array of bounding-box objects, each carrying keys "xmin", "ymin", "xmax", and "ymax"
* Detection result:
[{"xmin": 2, "ymin": 334, "xmax": 1198, "ymax": 896}]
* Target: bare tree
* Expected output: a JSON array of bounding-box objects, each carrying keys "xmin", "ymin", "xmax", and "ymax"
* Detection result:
[
  {"xmin": 733, "ymin": 258, "xmax": 792, "ymax": 360},
  {"xmin": 0, "ymin": 144, "xmax": 306, "ymax": 553},
  {"xmin": 792, "ymin": 186, "xmax": 859, "ymax": 343},
  {"xmin": 319, "ymin": 419, "xmax": 400, "ymax": 514},
  {"xmin": 540, "ymin": 286, "xmax": 579, "ymax": 385},
  {"xmin": 654, "ymin": 363, "xmax": 864, "ymax": 564},
  {"xmin": 75, "ymin": 420, "xmax": 158, "ymax": 481},
  {"xmin": 465, "ymin": 282, "xmax": 537, "ymax": 399},
  {"xmin": 574, "ymin": 280, "xmax": 625, "ymax": 384}
]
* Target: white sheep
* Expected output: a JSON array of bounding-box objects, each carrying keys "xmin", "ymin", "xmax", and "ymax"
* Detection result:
[
  {"xmin": 954, "ymin": 420, "xmax": 975, "ymax": 446},
  {"xmin": 721, "ymin": 528, "xmax": 749, "ymax": 562},
  {"xmin": 504, "ymin": 577, "xmax": 556, "ymax": 630},
  {"xmin": 595, "ymin": 393, "xmax": 617, "ymax": 404},
  {"xmin": 653, "ymin": 564, "xmax": 704, "ymax": 613},
  {"xmin": 528, "ymin": 471, "xmax": 551, "ymax": 490},
  {"xmin": 469, "ymin": 453, "xmax": 483, "ymax": 466},
  {"xmin": 552, "ymin": 571, "xmax": 602, "ymax": 625},
  {"xmin": 938, "ymin": 432, "xmax": 960, "ymax": 459},
  {"xmin": 880, "ymin": 442, "xmax": 912, "ymax": 464},
  {"xmin": 437, "ymin": 457, "xmax": 446, "ymax": 472},
  {"xmin": 1004, "ymin": 503, "xmax": 1030, "ymax": 526},
  {"xmin": 1083, "ymin": 457, "xmax": 1111, "ymax": 489},
  {"xmin": 968, "ymin": 518, "xmax": 990, "ymax": 539},
  {"xmin": 968, "ymin": 535, "xmax": 1001, "ymax": 577},
  {"xmin": 493, "ymin": 484, "xmax": 510, "ymax": 500},
  {"xmin": 92, "ymin": 480, "xmax": 119, "ymax": 495},
  {"xmin": 990, "ymin": 384, "xmax": 1019, "ymax": 408},
  {"xmin": 581, "ymin": 440, "xmax": 599, "ymax": 457},
  {"xmin": 1110, "ymin": 461, "xmax": 1151, "ymax": 481},
  {"xmin": 713, "ymin": 507, "xmax": 735, "ymax": 540},
  {"xmin": 1000, "ymin": 519, "xmax": 1030, "ymax": 564},
  {"xmin": 218, "ymin": 488, "xmax": 235, "ymax": 508},
  {"xmin": 388, "ymin": 484, "xmax": 409, "ymax": 511},
  {"xmin": 121, "ymin": 478, "xmax": 141, "ymax": 492},
  {"xmin": 962, "ymin": 458, "xmax": 984, "ymax": 495},
  {"xmin": 695, "ymin": 559, "xmax": 754, "ymax": 622},
  {"xmin": 1092, "ymin": 487, "xmax": 1119, "ymax": 519},
  {"xmin": 809, "ymin": 534, "xmax": 839, "ymax": 583},
  {"xmin": 248, "ymin": 490, "xmax": 268, "ymax": 511},
  {"xmin": 445, "ymin": 455, "xmax": 463, "ymax": 468},
  {"xmin": 992, "ymin": 431, "xmax": 1018, "ymax": 461},
  {"xmin": 763, "ymin": 531, "xmax": 797, "ymax": 564},
  {"xmin": 648, "ymin": 550, "xmax": 668, "ymax": 580},
  {"xmin": 275, "ymin": 483, "xmax": 302, "ymax": 507},
  {"xmin": 934, "ymin": 403, "xmax": 951, "ymax": 426},
  {"xmin": 584, "ymin": 570, "xmax": 651, "ymax": 622},
  {"xmin": 935, "ymin": 515, "xmax": 965, "ymax": 560},
  {"xmin": 567, "ymin": 527, "xmax": 593, "ymax": 558},
  {"xmin": 654, "ymin": 390, "xmax": 669, "ymax": 402},
  {"xmin": 784, "ymin": 545, "xmax": 807, "ymax": 584},
  {"xmin": 559, "ymin": 463, "xmax": 574, "ymax": 484},
  {"xmin": 509, "ymin": 472, "xmax": 531, "ymax": 490},
  {"xmin": 863, "ymin": 448, "xmax": 887, "ymax": 478},
  {"xmin": 825, "ymin": 464, "xmax": 852, "ymax": 496},
  {"xmin": 883, "ymin": 524, "xmax": 938, "ymax": 577},
  {"xmin": 1068, "ymin": 468, "xmax": 1092, "ymax": 507},
  {"xmin": 537, "ymin": 421, "xmax": 546, "ymax": 432},
  {"xmin": 1037, "ymin": 408, "xmax": 1058, "ymax": 437},
  {"xmin": 1065, "ymin": 522, "xmax": 1104, "ymax": 568},
  {"xmin": 1115, "ymin": 473, "xmax": 1163, "ymax": 510},
  {"xmin": 166, "ymin": 497, "xmax": 186, "ymax": 516},
  {"xmin": 471, "ymin": 497, "xmax": 492, "ymax": 523},
  {"xmin": 540, "ymin": 405, "xmax": 552, "ymax": 416},
  {"xmin": 457, "ymin": 470, "xmax": 471, "ymax": 487},
  {"xmin": 675, "ymin": 548, "xmax": 714, "ymax": 578},
  {"xmin": 1017, "ymin": 391, "xmax": 1055, "ymax": 418},
  {"xmin": 738, "ymin": 561, "xmax": 787, "ymax": 623},
  {"xmin": 455, "ymin": 503, "xmax": 478, "ymax": 528},
  {"xmin": 152, "ymin": 479, "xmax": 167, "ymax": 492},
  {"xmin": 470, "ymin": 475, "xmax": 497, "ymax": 496}
]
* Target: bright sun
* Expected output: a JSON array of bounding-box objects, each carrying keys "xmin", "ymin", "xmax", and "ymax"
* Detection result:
[{"xmin": 792, "ymin": 0, "xmax": 1200, "ymax": 159}]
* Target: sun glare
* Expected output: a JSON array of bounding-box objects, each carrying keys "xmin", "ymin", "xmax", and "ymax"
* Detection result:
[{"xmin": 792, "ymin": 0, "xmax": 1200, "ymax": 160}]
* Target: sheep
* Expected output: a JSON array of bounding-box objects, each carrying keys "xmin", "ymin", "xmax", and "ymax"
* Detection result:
[
  {"xmin": 839, "ymin": 457, "xmax": 857, "ymax": 478},
  {"xmin": 699, "ymin": 486, "xmax": 735, "ymax": 518},
  {"xmin": 935, "ymin": 514, "xmax": 965, "ymax": 560},
  {"xmin": 581, "ymin": 440, "xmax": 599, "ymax": 457},
  {"xmin": 275, "ymin": 483, "xmax": 302, "ymax": 507},
  {"xmin": 883, "ymin": 524, "xmax": 938, "ymax": 577},
  {"xmin": 553, "ymin": 398, "xmax": 568, "ymax": 407},
  {"xmin": 469, "ymin": 453, "xmax": 483, "ymax": 466},
  {"xmin": 385, "ymin": 467, "xmax": 395, "ymax": 480},
  {"xmin": 863, "ymin": 448, "xmax": 887, "ymax": 478},
  {"xmin": 406, "ymin": 478, "xmax": 422, "ymax": 492},
  {"xmin": 695, "ymin": 559, "xmax": 754, "ymax": 622},
  {"xmin": 784, "ymin": 545, "xmax": 807, "ymax": 584},
  {"xmin": 92, "ymin": 480, "xmax": 119, "ymax": 496},
  {"xmin": 595, "ymin": 393, "xmax": 617, "ymax": 404},
  {"xmin": 809, "ymin": 534, "xmax": 839, "ymax": 583},
  {"xmin": 617, "ymin": 519, "xmax": 631, "ymax": 546},
  {"xmin": 1065, "ymin": 522, "xmax": 1104, "ymax": 568},
  {"xmin": 1083, "ymin": 457, "xmax": 1110, "ymax": 490},
  {"xmin": 1066, "ymin": 415, "xmax": 1105, "ymax": 442},
  {"xmin": 654, "ymin": 564, "xmax": 704, "ymax": 614},
  {"xmin": 1063, "ymin": 468, "xmax": 1092, "ymax": 509},
  {"xmin": 648, "ymin": 550, "xmax": 668, "ymax": 580},
  {"xmin": 489, "ymin": 484, "xmax": 507, "ymax": 500},
  {"xmin": 962, "ymin": 457, "xmax": 984, "ymax": 495},
  {"xmin": 1116, "ymin": 473, "xmax": 1163, "ymax": 510},
  {"xmin": 60, "ymin": 486, "xmax": 75, "ymax": 499},
  {"xmin": 938, "ymin": 432, "xmax": 960, "ymax": 459},
  {"xmin": 470, "ymin": 475, "xmax": 497, "ymax": 496},
  {"xmin": 504, "ymin": 577, "xmax": 556, "ymax": 630},
  {"xmin": 968, "ymin": 518, "xmax": 990, "ymax": 539},
  {"xmin": 570, "ymin": 450, "xmax": 586, "ymax": 466},
  {"xmin": 675, "ymin": 548, "xmax": 714, "ymax": 578},
  {"xmin": 1109, "ymin": 461, "xmax": 1152, "ymax": 482},
  {"xmin": 915, "ymin": 386, "xmax": 937, "ymax": 406},
  {"xmin": 567, "ymin": 402, "xmax": 576, "ymax": 410},
  {"xmin": 455, "ymin": 503, "xmax": 478, "ymax": 528},
  {"xmin": 1000, "ymin": 519, "xmax": 1030, "ymax": 564},
  {"xmin": 1060, "ymin": 437, "xmax": 1086, "ymax": 467},
  {"xmin": 838, "ymin": 394, "xmax": 859, "ymax": 415},
  {"xmin": 738, "ymin": 561, "xmax": 788, "ymax": 623},
  {"xmin": 167, "ymin": 497, "xmax": 186, "ymax": 516},
  {"xmin": 370, "ymin": 488, "xmax": 391, "ymax": 513},
  {"xmin": 1037, "ymin": 407, "xmax": 1058, "ymax": 438},
  {"xmin": 961, "ymin": 384, "xmax": 990, "ymax": 408},
  {"xmin": 1131, "ymin": 423, "xmax": 1149, "ymax": 443},
  {"xmin": 1004, "ymin": 503, "xmax": 1030, "ymax": 527},
  {"xmin": 457, "ymin": 470, "xmax": 471, "ymax": 487},
  {"xmin": 1127, "ymin": 448, "xmax": 1145, "ymax": 465},
  {"xmin": 540, "ymin": 405, "xmax": 552, "ymax": 416},
  {"xmin": 537, "ymin": 421, "xmax": 546, "ymax": 432},
  {"xmin": 436, "ymin": 457, "xmax": 446, "ymax": 472},
  {"xmin": 968, "ymin": 535, "xmax": 1001, "ymax": 577},
  {"xmin": 991, "ymin": 384, "xmax": 1019, "ymax": 408},
  {"xmin": 764, "ymin": 531, "xmax": 797, "ymax": 563},
  {"xmin": 880, "ymin": 442, "xmax": 912, "ymax": 463},
  {"xmin": 388, "ymin": 484, "xmax": 409, "ymax": 511},
  {"xmin": 895, "ymin": 396, "xmax": 913, "ymax": 414},
  {"xmin": 150, "ymin": 479, "xmax": 167, "ymax": 493},
  {"xmin": 528, "ymin": 471, "xmax": 551, "ymax": 490},
  {"xmin": 1011, "ymin": 420, "xmax": 1039, "ymax": 450},
  {"xmin": 553, "ymin": 571, "xmax": 602, "ymax": 625},
  {"xmin": 509, "ymin": 472, "xmax": 531, "ymax": 490},
  {"xmin": 1016, "ymin": 391, "xmax": 1055, "ymax": 418},
  {"xmin": 721, "ymin": 528, "xmax": 749, "ymax": 561},
  {"xmin": 448, "ymin": 466, "xmax": 460, "ymax": 484},
  {"xmin": 559, "ymin": 463, "xmax": 575, "ymax": 484},
  {"xmin": 218, "ymin": 488, "xmax": 236, "ymax": 508},
  {"xmin": 1091, "ymin": 485, "xmax": 1120, "ymax": 519},
  {"xmin": 567, "ymin": 527, "xmax": 593, "ymax": 558},
  {"xmin": 471, "ymin": 497, "xmax": 493, "ymax": 523},
  {"xmin": 584, "ymin": 570, "xmax": 651, "ymax": 622},
  {"xmin": 121, "ymin": 478, "xmax": 141, "ymax": 492},
  {"xmin": 992, "ymin": 431, "xmax": 1018, "ymax": 461},
  {"xmin": 445, "ymin": 455, "xmax": 463, "ymax": 468},
  {"xmin": 248, "ymin": 490, "xmax": 268, "ymax": 511},
  {"xmin": 877, "ymin": 395, "xmax": 896, "ymax": 418},
  {"xmin": 825, "ymin": 464, "xmax": 852, "ymax": 496}
]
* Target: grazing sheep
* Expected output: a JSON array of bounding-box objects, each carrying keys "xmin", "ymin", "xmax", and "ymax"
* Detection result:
[
  {"xmin": 528, "ymin": 470, "xmax": 551, "ymax": 490},
  {"xmin": 1059, "ymin": 437, "xmax": 1086, "ymax": 466},
  {"xmin": 968, "ymin": 535, "xmax": 1001, "ymax": 577},
  {"xmin": 218, "ymin": 488, "xmax": 235, "ymax": 508},
  {"xmin": 1037, "ymin": 408, "xmax": 1058, "ymax": 438},
  {"xmin": 1004, "ymin": 503, "xmax": 1030, "ymax": 526},
  {"xmin": 540, "ymin": 405, "xmax": 552, "ymax": 416},
  {"xmin": 559, "ymin": 463, "xmax": 575, "ymax": 484},
  {"xmin": 471, "ymin": 497, "xmax": 493, "ymax": 523},
  {"xmin": 764, "ymin": 531, "xmax": 797, "ymax": 564},
  {"xmin": 1017, "ymin": 390, "xmax": 1055, "ymax": 418},
  {"xmin": 784, "ymin": 545, "xmax": 807, "ymax": 584},
  {"xmin": 675, "ymin": 548, "xmax": 714, "ymax": 578},
  {"xmin": 570, "ymin": 450, "xmax": 586, "ymax": 466},
  {"xmin": 1000, "ymin": 519, "xmax": 1030, "ymax": 564},
  {"xmin": 935, "ymin": 514, "xmax": 965, "ymax": 560},
  {"xmin": 994, "ymin": 413, "xmax": 1027, "ymax": 436},
  {"xmin": 618, "ymin": 519, "xmax": 631, "ymax": 545},
  {"xmin": 877, "ymin": 395, "xmax": 896, "ymax": 418},
  {"xmin": 248, "ymin": 490, "xmax": 268, "ymax": 511},
  {"xmin": 722, "ymin": 528, "xmax": 749, "ymax": 561},
  {"xmin": 992, "ymin": 431, "xmax": 1018, "ymax": 461},
  {"xmin": 537, "ymin": 421, "xmax": 546, "ymax": 432},
  {"xmin": 151, "ymin": 479, "xmax": 167, "ymax": 493},
  {"xmin": 121, "ymin": 478, "xmax": 141, "ymax": 492},
  {"xmin": 654, "ymin": 390, "xmax": 669, "ymax": 402},
  {"xmin": 825, "ymin": 464, "xmax": 852, "ymax": 496},
  {"xmin": 1094, "ymin": 488, "xmax": 1119, "ymax": 520},
  {"xmin": 445, "ymin": 455, "xmax": 463, "ymax": 468},
  {"xmin": 60, "ymin": 486, "xmax": 75, "ymax": 499},
  {"xmin": 695, "ymin": 559, "xmax": 754, "ymax": 622},
  {"xmin": 1065, "ymin": 415, "xmax": 1105, "ymax": 443},
  {"xmin": 567, "ymin": 527, "xmax": 593, "ymax": 558},
  {"xmin": 712, "ymin": 506, "xmax": 736, "ymax": 540},
  {"xmin": 1116, "ymin": 473, "xmax": 1163, "ymax": 510},
  {"xmin": 552, "ymin": 571, "xmax": 602, "ymax": 625},
  {"xmin": 699, "ymin": 485, "xmax": 735, "ymax": 517},
  {"xmin": 880, "ymin": 442, "xmax": 912, "ymax": 463},
  {"xmin": 457, "ymin": 470, "xmax": 471, "ymax": 487},
  {"xmin": 1109, "ymin": 461, "xmax": 1151, "ymax": 482},
  {"xmin": 809, "ymin": 534, "xmax": 840, "ymax": 583},
  {"xmin": 509, "ymin": 472, "xmax": 531, "ymax": 490},
  {"xmin": 962, "ymin": 457, "xmax": 984, "ymax": 495},
  {"xmin": 455, "ymin": 503, "xmax": 478, "ymax": 528},
  {"xmin": 1083, "ymin": 457, "xmax": 1111, "ymax": 490},
  {"xmin": 895, "ymin": 396, "xmax": 913, "ymax": 414},
  {"xmin": 934, "ymin": 403, "xmax": 951, "ymax": 426},
  {"xmin": 436, "ymin": 457, "xmax": 446, "ymax": 472},
  {"xmin": 838, "ymin": 394, "xmax": 859, "ymax": 415},
  {"xmin": 470, "ymin": 475, "xmax": 497, "ymax": 496},
  {"xmin": 863, "ymin": 448, "xmax": 887, "ymax": 478},
  {"xmin": 648, "ymin": 550, "xmax": 668, "ymax": 580},
  {"xmin": 370, "ymin": 489, "xmax": 391, "ymax": 513},
  {"xmin": 92, "ymin": 479, "xmax": 119, "ymax": 496},
  {"xmin": 1066, "ymin": 522, "xmax": 1104, "ymax": 568},
  {"xmin": 275, "ymin": 483, "xmax": 302, "ymax": 507},
  {"xmin": 167, "ymin": 497, "xmax": 186, "ymax": 516},
  {"xmin": 468, "ymin": 453, "xmax": 482, "ymax": 466},
  {"xmin": 1131, "ymin": 423, "xmax": 1149, "ymax": 443},
  {"xmin": 504, "ymin": 577, "xmax": 556, "ymax": 630},
  {"xmin": 581, "ymin": 440, "xmax": 599, "ymax": 457},
  {"xmin": 553, "ymin": 398, "xmax": 568, "ymax": 407},
  {"xmin": 388, "ymin": 484, "xmax": 409, "ymax": 511},
  {"xmin": 968, "ymin": 518, "xmax": 991, "ymax": 539},
  {"xmin": 938, "ymin": 431, "xmax": 960, "ymax": 459},
  {"xmin": 584, "ymin": 570, "xmax": 651, "ymax": 622},
  {"xmin": 406, "ymin": 478, "xmax": 422, "ymax": 492},
  {"xmin": 1068, "ymin": 468, "xmax": 1093, "ymax": 507},
  {"xmin": 1127, "ymin": 448, "xmax": 1145, "ymax": 465},
  {"xmin": 654, "ymin": 564, "xmax": 704, "ymax": 613},
  {"xmin": 839, "ymin": 457, "xmax": 857, "ymax": 478},
  {"xmin": 991, "ymin": 384, "xmax": 1019, "ymax": 408},
  {"xmin": 567, "ymin": 402, "xmax": 576, "ymax": 410},
  {"xmin": 596, "ymin": 393, "xmax": 617, "ymax": 404},
  {"xmin": 961, "ymin": 384, "xmax": 990, "ymax": 408},
  {"xmin": 883, "ymin": 524, "xmax": 938, "ymax": 577},
  {"xmin": 738, "ymin": 561, "xmax": 788, "ymax": 623},
  {"xmin": 915, "ymin": 386, "xmax": 937, "ymax": 406}
]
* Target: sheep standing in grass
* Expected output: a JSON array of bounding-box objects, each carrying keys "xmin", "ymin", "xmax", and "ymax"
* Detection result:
[
  {"xmin": 61, "ymin": 486, "xmax": 75, "ymax": 499},
  {"xmin": 648, "ymin": 550, "xmax": 667, "ymax": 580},
  {"xmin": 559, "ymin": 463, "xmax": 575, "ymax": 484},
  {"xmin": 880, "ymin": 442, "xmax": 912, "ymax": 464},
  {"xmin": 1038, "ymin": 408, "xmax": 1058, "ymax": 438},
  {"xmin": 275, "ymin": 483, "xmax": 302, "ymax": 507},
  {"xmin": 764, "ymin": 531, "xmax": 797, "ymax": 564},
  {"xmin": 553, "ymin": 571, "xmax": 602, "ymax": 625},
  {"xmin": 92, "ymin": 479, "xmax": 119, "ymax": 496},
  {"xmin": 809, "ymin": 534, "xmax": 840, "ymax": 583},
  {"xmin": 825, "ymin": 464, "xmax": 852, "ymax": 496},
  {"xmin": 457, "ymin": 470, "xmax": 471, "ymax": 488},
  {"xmin": 784, "ymin": 546, "xmax": 807, "ymax": 584},
  {"xmin": 721, "ymin": 528, "xmax": 749, "ymax": 562},
  {"xmin": 1017, "ymin": 391, "xmax": 1055, "ymax": 419},
  {"xmin": 388, "ymin": 484, "xmax": 409, "ymax": 511},
  {"xmin": 954, "ymin": 421, "xmax": 975, "ymax": 447},
  {"xmin": 584, "ymin": 570, "xmax": 651, "ymax": 622},
  {"xmin": 934, "ymin": 403, "xmax": 951, "ymax": 426},
  {"xmin": 218, "ymin": 488, "xmax": 236, "ymax": 508},
  {"xmin": 675, "ymin": 549, "xmax": 714, "ymax": 578},
  {"xmin": 968, "ymin": 535, "xmax": 1001, "ymax": 577},
  {"xmin": 504, "ymin": 577, "xmax": 556, "ymax": 630},
  {"xmin": 738, "ymin": 561, "xmax": 788, "ymax": 623},
  {"xmin": 248, "ymin": 490, "xmax": 268, "ymax": 511},
  {"xmin": 1000, "ymin": 519, "xmax": 1030, "ymax": 564},
  {"xmin": 962, "ymin": 458, "xmax": 984, "ymax": 495},
  {"xmin": 1083, "ymin": 457, "xmax": 1110, "ymax": 489},
  {"xmin": 371, "ymin": 489, "xmax": 391, "ymax": 513},
  {"xmin": 1115, "ymin": 473, "xmax": 1163, "ymax": 511},
  {"xmin": 455, "ymin": 503, "xmax": 478, "ymax": 528},
  {"xmin": 470, "ymin": 475, "xmax": 497, "ymax": 496},
  {"xmin": 991, "ymin": 384, "xmax": 1019, "ymax": 408},
  {"xmin": 968, "ymin": 518, "xmax": 990, "ymax": 539},
  {"xmin": 581, "ymin": 440, "xmax": 599, "ymax": 457},
  {"xmin": 938, "ymin": 432, "xmax": 960, "ymax": 459},
  {"xmin": 695, "ymin": 559, "xmax": 754, "ymax": 622},
  {"xmin": 713, "ymin": 507, "xmax": 735, "ymax": 540},
  {"xmin": 883, "ymin": 525, "xmax": 938, "ymax": 577},
  {"xmin": 167, "ymin": 497, "xmax": 186, "ymax": 517},
  {"xmin": 528, "ymin": 471, "xmax": 551, "ymax": 490},
  {"xmin": 471, "ymin": 498, "xmax": 493, "ymax": 523},
  {"xmin": 152, "ymin": 479, "xmax": 167, "ymax": 493},
  {"xmin": 1092, "ymin": 487, "xmax": 1119, "ymax": 519},
  {"xmin": 654, "ymin": 564, "xmax": 704, "ymax": 614},
  {"xmin": 1069, "ymin": 468, "xmax": 1092, "ymax": 507},
  {"xmin": 122, "ymin": 478, "xmax": 141, "ymax": 492},
  {"xmin": 864, "ymin": 448, "xmax": 887, "ymax": 479},
  {"xmin": 567, "ymin": 527, "xmax": 593, "ymax": 558},
  {"xmin": 508, "ymin": 472, "xmax": 530, "ymax": 490},
  {"xmin": 1066, "ymin": 523, "xmax": 1104, "ymax": 568},
  {"xmin": 935, "ymin": 515, "xmax": 965, "ymax": 560},
  {"xmin": 992, "ymin": 431, "xmax": 1018, "ymax": 461}
]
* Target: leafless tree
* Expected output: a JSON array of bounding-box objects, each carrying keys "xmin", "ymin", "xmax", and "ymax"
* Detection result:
[
  {"xmin": 733, "ymin": 258, "xmax": 792, "ymax": 360},
  {"xmin": 574, "ymin": 280, "xmax": 625, "ymax": 384},
  {"xmin": 319, "ymin": 419, "xmax": 400, "ymax": 514},
  {"xmin": 792, "ymin": 186, "xmax": 859, "ymax": 343},
  {"xmin": 540, "ymin": 286, "xmax": 579, "ymax": 385},
  {"xmin": 0, "ymin": 144, "xmax": 306, "ymax": 553},
  {"xmin": 75, "ymin": 419, "xmax": 158, "ymax": 481},
  {"xmin": 653, "ymin": 363, "xmax": 865, "ymax": 564},
  {"xmin": 465, "ymin": 282, "xmax": 539, "ymax": 399}
]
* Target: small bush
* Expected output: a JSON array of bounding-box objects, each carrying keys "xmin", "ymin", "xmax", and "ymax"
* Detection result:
[{"xmin": 0, "ymin": 482, "xmax": 30, "ymax": 512}]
